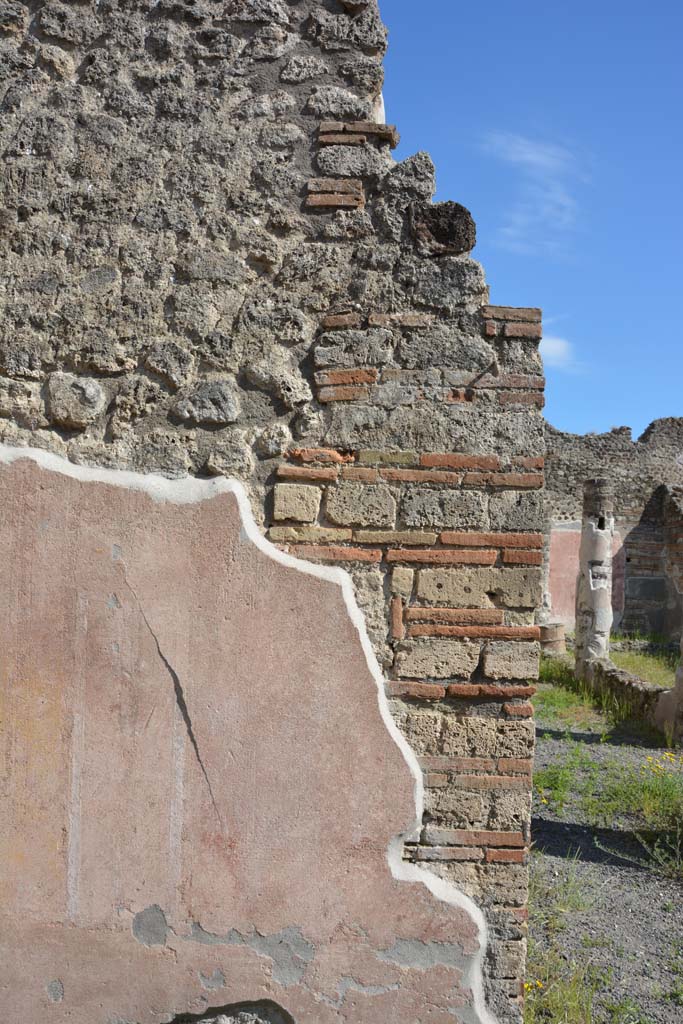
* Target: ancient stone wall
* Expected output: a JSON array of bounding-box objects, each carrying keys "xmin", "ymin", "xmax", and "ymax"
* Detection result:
[
  {"xmin": 545, "ymin": 420, "xmax": 683, "ymax": 637},
  {"xmin": 0, "ymin": 2, "xmax": 545, "ymax": 1020}
]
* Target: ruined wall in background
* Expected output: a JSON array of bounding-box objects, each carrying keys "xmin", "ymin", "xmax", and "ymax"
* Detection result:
[
  {"xmin": 0, "ymin": 2, "xmax": 545, "ymax": 1020},
  {"xmin": 545, "ymin": 420, "xmax": 683, "ymax": 637}
]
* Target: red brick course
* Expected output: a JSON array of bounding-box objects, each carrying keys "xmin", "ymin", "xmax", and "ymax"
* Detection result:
[
  {"xmin": 276, "ymin": 464, "xmax": 338, "ymax": 482},
  {"xmin": 439, "ymin": 531, "xmax": 543, "ymax": 548},
  {"xmin": 406, "ymin": 624, "xmax": 540, "ymax": 640},
  {"xmin": 404, "ymin": 607, "xmax": 504, "ymax": 624},
  {"xmin": 387, "ymin": 681, "xmax": 446, "ymax": 700}
]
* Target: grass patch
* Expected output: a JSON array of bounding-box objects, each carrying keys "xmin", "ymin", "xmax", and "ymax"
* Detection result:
[
  {"xmin": 535, "ymin": 656, "xmax": 669, "ymax": 744},
  {"xmin": 525, "ymin": 856, "xmax": 602, "ymax": 1023},
  {"xmin": 583, "ymin": 751, "xmax": 683, "ymax": 832},
  {"xmin": 610, "ymin": 649, "xmax": 678, "ymax": 689},
  {"xmin": 525, "ymin": 856, "xmax": 657, "ymax": 1023},
  {"xmin": 535, "ymin": 745, "xmax": 594, "ymax": 813}
]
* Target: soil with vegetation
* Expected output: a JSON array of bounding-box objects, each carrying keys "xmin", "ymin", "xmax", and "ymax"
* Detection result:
[{"xmin": 526, "ymin": 656, "xmax": 683, "ymax": 1024}]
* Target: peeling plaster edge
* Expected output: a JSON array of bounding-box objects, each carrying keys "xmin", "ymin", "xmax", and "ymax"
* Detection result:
[{"xmin": 0, "ymin": 443, "xmax": 497, "ymax": 1024}]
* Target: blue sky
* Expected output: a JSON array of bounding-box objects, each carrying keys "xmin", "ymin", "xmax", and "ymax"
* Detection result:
[{"xmin": 382, "ymin": 0, "xmax": 682, "ymax": 438}]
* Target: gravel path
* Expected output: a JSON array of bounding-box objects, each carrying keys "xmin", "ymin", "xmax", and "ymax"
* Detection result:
[{"xmin": 530, "ymin": 687, "xmax": 683, "ymax": 1023}]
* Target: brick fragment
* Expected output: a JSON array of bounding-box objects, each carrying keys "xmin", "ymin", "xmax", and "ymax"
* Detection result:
[
  {"xmin": 306, "ymin": 193, "xmax": 364, "ymax": 209},
  {"xmin": 485, "ymin": 849, "xmax": 526, "ymax": 864},
  {"xmin": 424, "ymin": 828, "xmax": 526, "ymax": 848},
  {"xmin": 498, "ymin": 392, "xmax": 545, "ymax": 408},
  {"xmin": 317, "ymin": 385, "xmax": 369, "ymax": 402},
  {"xmin": 318, "ymin": 133, "xmax": 367, "ymax": 146},
  {"xmin": 498, "ymin": 758, "xmax": 533, "ymax": 774},
  {"xmin": 502, "ymin": 549, "xmax": 544, "ymax": 565},
  {"xmin": 390, "ymin": 596, "xmax": 404, "ymax": 640},
  {"xmin": 287, "ymin": 447, "xmax": 354, "ymax": 464},
  {"xmin": 446, "ymin": 684, "xmax": 537, "ymax": 699},
  {"xmin": 387, "ymin": 681, "xmax": 446, "ymax": 700},
  {"xmin": 448, "ymin": 389, "xmax": 477, "ymax": 403},
  {"xmin": 308, "ymin": 178, "xmax": 363, "ymax": 195},
  {"xmin": 321, "ymin": 312, "xmax": 362, "ymax": 330},
  {"xmin": 440, "ymin": 532, "xmax": 543, "ymax": 549},
  {"xmin": 380, "ymin": 468, "xmax": 463, "ymax": 485},
  {"xmin": 452, "ymin": 775, "xmax": 530, "ymax": 791},
  {"xmin": 407, "ymin": 625, "xmax": 540, "ymax": 640},
  {"xmin": 420, "ymin": 453, "xmax": 501, "ymax": 471},
  {"xmin": 354, "ymin": 529, "xmax": 438, "ymax": 545},
  {"xmin": 319, "ymin": 121, "xmax": 345, "ymax": 133},
  {"xmin": 387, "ymin": 549, "xmax": 497, "ymax": 565},
  {"xmin": 503, "ymin": 703, "xmax": 534, "ymax": 718},
  {"xmin": 419, "ymin": 756, "xmax": 497, "ymax": 772},
  {"xmin": 277, "ymin": 464, "xmax": 338, "ymax": 482},
  {"xmin": 503, "ymin": 322, "xmax": 542, "ymax": 340},
  {"xmin": 415, "ymin": 847, "xmax": 484, "ymax": 862},
  {"xmin": 315, "ymin": 368, "xmax": 378, "ymax": 386},
  {"xmin": 462, "ymin": 472, "xmax": 544, "ymax": 489},
  {"xmin": 424, "ymin": 772, "xmax": 448, "ymax": 787},
  {"xmin": 405, "ymin": 607, "xmax": 504, "ymax": 625},
  {"xmin": 288, "ymin": 544, "xmax": 381, "ymax": 563},
  {"xmin": 482, "ymin": 305, "xmax": 542, "ymax": 323},
  {"xmin": 340, "ymin": 466, "xmax": 379, "ymax": 482},
  {"xmin": 514, "ymin": 456, "xmax": 545, "ymax": 470},
  {"xmin": 484, "ymin": 320, "xmax": 499, "ymax": 337},
  {"xmin": 344, "ymin": 121, "xmax": 400, "ymax": 147}
]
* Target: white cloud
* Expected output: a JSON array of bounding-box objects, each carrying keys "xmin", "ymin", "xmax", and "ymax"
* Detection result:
[
  {"xmin": 540, "ymin": 335, "xmax": 576, "ymax": 371},
  {"xmin": 481, "ymin": 131, "xmax": 585, "ymax": 256}
]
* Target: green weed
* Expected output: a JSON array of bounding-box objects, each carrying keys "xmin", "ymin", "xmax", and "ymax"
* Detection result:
[{"xmin": 610, "ymin": 649, "xmax": 678, "ymax": 689}]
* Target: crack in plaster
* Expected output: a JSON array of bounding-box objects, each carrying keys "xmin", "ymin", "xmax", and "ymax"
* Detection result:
[
  {"xmin": 121, "ymin": 569, "xmax": 222, "ymax": 825},
  {"xmin": 0, "ymin": 443, "xmax": 498, "ymax": 1024}
]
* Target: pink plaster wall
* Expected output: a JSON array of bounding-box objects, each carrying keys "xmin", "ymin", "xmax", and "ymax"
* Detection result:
[
  {"xmin": 548, "ymin": 527, "xmax": 625, "ymax": 628},
  {"xmin": 0, "ymin": 451, "xmax": 490, "ymax": 1024}
]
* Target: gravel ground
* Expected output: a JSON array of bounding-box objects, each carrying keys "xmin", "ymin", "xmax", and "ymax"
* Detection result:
[{"xmin": 529, "ymin": 688, "xmax": 683, "ymax": 1023}]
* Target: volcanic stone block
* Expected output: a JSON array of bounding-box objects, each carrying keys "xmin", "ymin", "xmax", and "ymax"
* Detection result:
[
  {"xmin": 409, "ymin": 200, "xmax": 477, "ymax": 257},
  {"xmin": 273, "ymin": 482, "xmax": 321, "ymax": 522},
  {"xmin": 395, "ymin": 639, "xmax": 481, "ymax": 679},
  {"xmin": 325, "ymin": 481, "xmax": 396, "ymax": 527},
  {"xmin": 482, "ymin": 642, "xmax": 540, "ymax": 681},
  {"xmin": 46, "ymin": 372, "xmax": 106, "ymax": 429}
]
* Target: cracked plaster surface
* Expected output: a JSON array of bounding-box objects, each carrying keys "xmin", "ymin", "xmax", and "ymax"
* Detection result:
[{"xmin": 0, "ymin": 444, "xmax": 496, "ymax": 1024}]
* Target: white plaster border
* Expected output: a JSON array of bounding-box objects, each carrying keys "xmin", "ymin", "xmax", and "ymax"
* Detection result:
[{"xmin": 0, "ymin": 443, "xmax": 498, "ymax": 1024}]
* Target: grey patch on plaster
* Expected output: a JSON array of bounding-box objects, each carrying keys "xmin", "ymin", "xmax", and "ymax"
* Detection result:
[
  {"xmin": 320, "ymin": 977, "xmax": 398, "ymax": 1009},
  {"xmin": 189, "ymin": 923, "xmax": 314, "ymax": 987},
  {"xmin": 112, "ymin": 543, "xmax": 122, "ymax": 561},
  {"xmin": 47, "ymin": 979, "xmax": 64, "ymax": 1002},
  {"xmin": 107, "ymin": 593, "xmax": 122, "ymax": 609},
  {"xmin": 376, "ymin": 938, "xmax": 467, "ymax": 971},
  {"xmin": 199, "ymin": 968, "xmax": 226, "ymax": 991},
  {"xmin": 132, "ymin": 904, "xmax": 168, "ymax": 947}
]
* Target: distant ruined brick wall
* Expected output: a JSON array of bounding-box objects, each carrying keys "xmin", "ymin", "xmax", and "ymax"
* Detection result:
[
  {"xmin": 0, "ymin": 2, "xmax": 545, "ymax": 1020},
  {"xmin": 545, "ymin": 420, "xmax": 683, "ymax": 638}
]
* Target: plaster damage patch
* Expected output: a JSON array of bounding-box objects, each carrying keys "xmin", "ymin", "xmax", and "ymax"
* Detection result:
[{"xmin": 0, "ymin": 445, "xmax": 495, "ymax": 1024}]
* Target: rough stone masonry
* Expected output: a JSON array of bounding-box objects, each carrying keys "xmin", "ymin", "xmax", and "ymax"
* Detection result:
[{"xmin": 0, "ymin": 2, "xmax": 545, "ymax": 1021}]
